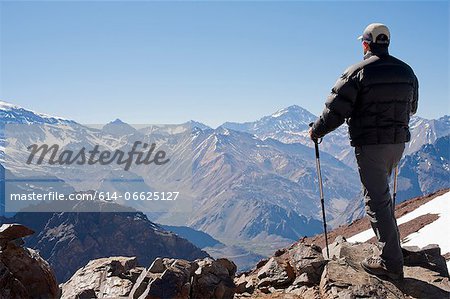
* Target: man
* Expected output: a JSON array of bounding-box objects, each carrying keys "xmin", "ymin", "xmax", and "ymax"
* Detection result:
[{"xmin": 309, "ymin": 23, "xmax": 418, "ymax": 280}]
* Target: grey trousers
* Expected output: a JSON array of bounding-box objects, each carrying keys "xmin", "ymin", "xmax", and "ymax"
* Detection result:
[{"xmin": 355, "ymin": 143, "xmax": 405, "ymax": 272}]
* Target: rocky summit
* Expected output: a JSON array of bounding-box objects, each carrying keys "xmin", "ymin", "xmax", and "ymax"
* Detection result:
[
  {"xmin": 234, "ymin": 236, "xmax": 450, "ymax": 298},
  {"xmin": 1, "ymin": 222, "xmax": 449, "ymax": 298},
  {"xmin": 60, "ymin": 256, "xmax": 237, "ymax": 299}
]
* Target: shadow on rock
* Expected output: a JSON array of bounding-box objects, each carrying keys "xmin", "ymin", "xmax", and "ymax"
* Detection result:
[{"xmin": 391, "ymin": 277, "xmax": 450, "ymax": 299}]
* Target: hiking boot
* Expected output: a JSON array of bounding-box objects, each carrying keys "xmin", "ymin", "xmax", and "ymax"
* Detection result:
[{"xmin": 361, "ymin": 256, "xmax": 404, "ymax": 280}]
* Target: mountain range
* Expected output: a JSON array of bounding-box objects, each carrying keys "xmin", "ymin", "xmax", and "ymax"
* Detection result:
[{"xmin": 1, "ymin": 100, "xmax": 449, "ymax": 270}]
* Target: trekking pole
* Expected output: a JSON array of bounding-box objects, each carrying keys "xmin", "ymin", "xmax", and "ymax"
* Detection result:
[
  {"xmin": 393, "ymin": 166, "xmax": 398, "ymax": 206},
  {"xmin": 309, "ymin": 123, "xmax": 330, "ymax": 259}
]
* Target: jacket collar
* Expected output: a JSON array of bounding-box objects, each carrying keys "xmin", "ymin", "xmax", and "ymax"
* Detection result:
[{"xmin": 364, "ymin": 47, "xmax": 389, "ymax": 60}]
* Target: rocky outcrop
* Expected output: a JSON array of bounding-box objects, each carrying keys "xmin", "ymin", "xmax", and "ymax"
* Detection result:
[
  {"xmin": 60, "ymin": 256, "xmax": 143, "ymax": 298},
  {"xmin": 0, "ymin": 208, "xmax": 209, "ymax": 282},
  {"xmin": 61, "ymin": 256, "xmax": 237, "ymax": 299},
  {"xmin": 0, "ymin": 223, "xmax": 59, "ymax": 299},
  {"xmin": 234, "ymin": 236, "xmax": 450, "ymax": 298}
]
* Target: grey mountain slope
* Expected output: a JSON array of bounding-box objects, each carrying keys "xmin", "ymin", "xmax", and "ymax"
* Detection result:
[
  {"xmin": 340, "ymin": 135, "xmax": 450, "ymax": 224},
  {"xmin": 398, "ymin": 135, "xmax": 450, "ymax": 202},
  {"xmin": 183, "ymin": 127, "xmax": 359, "ymax": 246}
]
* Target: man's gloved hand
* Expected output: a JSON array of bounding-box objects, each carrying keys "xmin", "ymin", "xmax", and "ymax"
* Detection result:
[{"xmin": 308, "ymin": 123, "xmax": 320, "ymax": 142}]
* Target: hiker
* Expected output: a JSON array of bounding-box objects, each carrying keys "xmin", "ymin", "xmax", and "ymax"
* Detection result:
[{"xmin": 309, "ymin": 23, "xmax": 418, "ymax": 280}]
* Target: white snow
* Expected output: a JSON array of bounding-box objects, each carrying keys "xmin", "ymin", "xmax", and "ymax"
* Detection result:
[
  {"xmin": 0, "ymin": 100, "xmax": 70, "ymax": 122},
  {"xmin": 347, "ymin": 191, "xmax": 450, "ymax": 269},
  {"xmin": 271, "ymin": 108, "xmax": 288, "ymax": 118}
]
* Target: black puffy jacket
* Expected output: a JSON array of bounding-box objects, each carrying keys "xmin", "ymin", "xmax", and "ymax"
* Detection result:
[{"xmin": 312, "ymin": 47, "xmax": 418, "ymax": 146}]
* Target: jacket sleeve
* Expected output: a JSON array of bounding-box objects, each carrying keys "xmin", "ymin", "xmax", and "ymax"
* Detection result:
[
  {"xmin": 312, "ymin": 68, "xmax": 359, "ymax": 138},
  {"xmin": 410, "ymin": 74, "xmax": 419, "ymax": 116}
]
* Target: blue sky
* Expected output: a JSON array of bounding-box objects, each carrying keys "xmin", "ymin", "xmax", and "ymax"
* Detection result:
[{"xmin": 0, "ymin": 1, "xmax": 448, "ymax": 127}]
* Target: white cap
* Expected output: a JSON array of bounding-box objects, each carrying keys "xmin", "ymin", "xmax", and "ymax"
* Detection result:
[{"xmin": 358, "ymin": 23, "xmax": 390, "ymax": 45}]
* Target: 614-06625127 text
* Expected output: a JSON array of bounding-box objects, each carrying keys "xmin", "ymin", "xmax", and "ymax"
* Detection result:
[{"xmin": 9, "ymin": 191, "xmax": 180, "ymax": 201}]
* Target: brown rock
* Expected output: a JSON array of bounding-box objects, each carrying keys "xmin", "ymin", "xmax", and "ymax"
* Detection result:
[
  {"xmin": 257, "ymin": 257, "xmax": 295, "ymax": 289},
  {"xmin": 319, "ymin": 239, "xmax": 450, "ymax": 299},
  {"xmin": 0, "ymin": 260, "xmax": 30, "ymax": 299},
  {"xmin": 191, "ymin": 257, "xmax": 236, "ymax": 299},
  {"xmin": 0, "ymin": 224, "xmax": 34, "ymax": 249},
  {"xmin": 0, "ymin": 234, "xmax": 58, "ymax": 299},
  {"xmin": 288, "ymin": 242, "xmax": 326, "ymax": 286},
  {"xmin": 234, "ymin": 273, "xmax": 258, "ymax": 295},
  {"xmin": 60, "ymin": 256, "xmax": 142, "ymax": 299},
  {"xmin": 148, "ymin": 257, "xmax": 166, "ymax": 273}
]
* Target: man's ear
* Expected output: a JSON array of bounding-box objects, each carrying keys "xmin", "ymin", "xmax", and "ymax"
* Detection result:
[{"xmin": 362, "ymin": 41, "xmax": 370, "ymax": 52}]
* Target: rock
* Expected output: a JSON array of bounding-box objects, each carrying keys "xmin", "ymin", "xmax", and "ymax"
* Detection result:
[
  {"xmin": 0, "ymin": 209, "xmax": 209, "ymax": 282},
  {"xmin": 148, "ymin": 257, "xmax": 166, "ymax": 273},
  {"xmin": 288, "ymin": 242, "xmax": 326, "ymax": 286},
  {"xmin": 216, "ymin": 258, "xmax": 237, "ymax": 277},
  {"xmin": 141, "ymin": 262, "xmax": 192, "ymax": 299},
  {"xmin": 129, "ymin": 268, "xmax": 153, "ymax": 299},
  {"xmin": 0, "ymin": 223, "xmax": 34, "ymax": 248},
  {"xmin": 231, "ymin": 236, "xmax": 450, "ymax": 299},
  {"xmin": 0, "ymin": 260, "xmax": 30, "ymax": 299},
  {"xmin": 191, "ymin": 257, "xmax": 236, "ymax": 299},
  {"xmin": 319, "ymin": 239, "xmax": 450, "ymax": 299},
  {"xmin": 256, "ymin": 257, "xmax": 295, "ymax": 288},
  {"xmin": 323, "ymin": 235, "xmax": 347, "ymax": 259},
  {"xmin": 60, "ymin": 256, "xmax": 142, "ymax": 299},
  {"xmin": 234, "ymin": 274, "xmax": 256, "ymax": 295},
  {"xmin": 402, "ymin": 244, "xmax": 449, "ymax": 277},
  {"xmin": 63, "ymin": 256, "xmax": 236, "ymax": 299},
  {"xmin": 0, "ymin": 224, "xmax": 58, "ymax": 299}
]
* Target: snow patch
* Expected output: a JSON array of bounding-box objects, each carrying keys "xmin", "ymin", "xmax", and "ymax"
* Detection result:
[{"xmin": 348, "ymin": 191, "xmax": 450, "ymax": 259}]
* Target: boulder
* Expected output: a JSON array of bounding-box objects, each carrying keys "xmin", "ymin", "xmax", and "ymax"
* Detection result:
[
  {"xmin": 0, "ymin": 260, "xmax": 30, "ymax": 299},
  {"xmin": 63, "ymin": 256, "xmax": 236, "ymax": 299},
  {"xmin": 138, "ymin": 259, "xmax": 195, "ymax": 299},
  {"xmin": 233, "ymin": 237, "xmax": 450, "ymax": 298},
  {"xmin": 60, "ymin": 256, "xmax": 143, "ymax": 299},
  {"xmin": 0, "ymin": 223, "xmax": 34, "ymax": 248},
  {"xmin": 191, "ymin": 257, "xmax": 236, "ymax": 299},
  {"xmin": 288, "ymin": 242, "xmax": 326, "ymax": 286},
  {"xmin": 0, "ymin": 224, "xmax": 58, "ymax": 299},
  {"xmin": 256, "ymin": 257, "xmax": 295, "ymax": 288},
  {"xmin": 319, "ymin": 238, "xmax": 450, "ymax": 299}
]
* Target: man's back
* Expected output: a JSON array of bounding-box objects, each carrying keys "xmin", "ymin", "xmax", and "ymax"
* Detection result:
[
  {"xmin": 347, "ymin": 51, "xmax": 418, "ymax": 146},
  {"xmin": 310, "ymin": 46, "xmax": 418, "ymax": 147}
]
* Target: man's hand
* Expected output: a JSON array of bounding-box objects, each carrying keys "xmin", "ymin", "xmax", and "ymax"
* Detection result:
[
  {"xmin": 308, "ymin": 126, "xmax": 319, "ymax": 142},
  {"xmin": 308, "ymin": 127, "xmax": 314, "ymax": 140}
]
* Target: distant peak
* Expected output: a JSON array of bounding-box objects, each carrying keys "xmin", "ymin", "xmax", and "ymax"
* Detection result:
[
  {"xmin": 0, "ymin": 100, "xmax": 21, "ymax": 111},
  {"xmin": 0, "ymin": 99, "xmax": 73, "ymax": 123},
  {"xmin": 184, "ymin": 120, "xmax": 211, "ymax": 130},
  {"xmin": 271, "ymin": 105, "xmax": 313, "ymax": 118},
  {"xmin": 110, "ymin": 118, "xmax": 126, "ymax": 125}
]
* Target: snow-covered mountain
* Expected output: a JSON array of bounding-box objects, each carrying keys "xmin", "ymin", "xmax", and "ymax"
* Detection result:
[
  {"xmin": 0, "ymin": 100, "xmax": 359, "ymax": 255},
  {"xmin": 0, "ymin": 101, "xmax": 75, "ymax": 125},
  {"xmin": 398, "ymin": 135, "xmax": 450, "ymax": 202},
  {"xmin": 406, "ymin": 115, "xmax": 450, "ymax": 155},
  {"xmin": 222, "ymin": 105, "xmax": 349, "ymax": 158},
  {"xmin": 222, "ymin": 105, "xmax": 450, "ymax": 167},
  {"xmin": 1, "ymin": 100, "xmax": 449, "ymax": 257},
  {"xmin": 223, "ymin": 105, "xmax": 316, "ymax": 136}
]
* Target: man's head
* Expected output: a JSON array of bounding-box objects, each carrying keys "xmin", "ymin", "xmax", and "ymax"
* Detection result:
[{"xmin": 358, "ymin": 23, "xmax": 390, "ymax": 54}]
